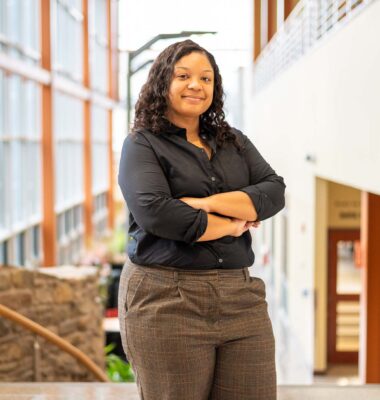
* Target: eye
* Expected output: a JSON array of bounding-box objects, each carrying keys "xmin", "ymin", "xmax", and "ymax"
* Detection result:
[
  {"xmin": 202, "ymin": 77, "xmax": 212, "ymax": 82},
  {"xmin": 177, "ymin": 74, "xmax": 189, "ymax": 79}
]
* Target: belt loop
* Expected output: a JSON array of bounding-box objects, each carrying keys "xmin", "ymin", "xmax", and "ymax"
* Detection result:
[
  {"xmin": 173, "ymin": 271, "xmax": 179, "ymax": 283},
  {"xmin": 244, "ymin": 268, "xmax": 250, "ymax": 282}
]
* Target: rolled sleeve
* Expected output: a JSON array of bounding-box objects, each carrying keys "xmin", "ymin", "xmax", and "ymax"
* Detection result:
[
  {"xmin": 118, "ymin": 133, "xmax": 208, "ymax": 243},
  {"xmin": 237, "ymin": 130, "xmax": 286, "ymax": 221}
]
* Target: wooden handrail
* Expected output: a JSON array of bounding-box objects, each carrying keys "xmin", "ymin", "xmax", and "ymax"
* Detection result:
[{"xmin": 0, "ymin": 304, "xmax": 109, "ymax": 382}]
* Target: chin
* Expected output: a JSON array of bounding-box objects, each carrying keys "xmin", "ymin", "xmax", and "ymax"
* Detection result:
[{"xmin": 181, "ymin": 107, "xmax": 208, "ymax": 117}]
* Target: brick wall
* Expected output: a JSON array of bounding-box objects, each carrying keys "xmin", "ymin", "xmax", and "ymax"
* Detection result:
[{"xmin": 0, "ymin": 265, "xmax": 105, "ymax": 381}]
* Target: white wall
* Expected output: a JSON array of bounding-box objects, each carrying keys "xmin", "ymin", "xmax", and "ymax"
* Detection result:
[{"xmin": 243, "ymin": 1, "xmax": 380, "ymax": 370}]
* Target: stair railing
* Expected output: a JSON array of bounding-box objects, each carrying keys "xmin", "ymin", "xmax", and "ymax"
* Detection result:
[{"xmin": 0, "ymin": 304, "xmax": 109, "ymax": 382}]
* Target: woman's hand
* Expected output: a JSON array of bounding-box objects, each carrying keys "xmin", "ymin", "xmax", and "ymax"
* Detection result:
[{"xmin": 230, "ymin": 218, "xmax": 261, "ymax": 237}]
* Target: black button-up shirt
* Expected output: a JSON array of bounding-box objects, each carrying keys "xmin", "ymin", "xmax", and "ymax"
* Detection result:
[{"xmin": 118, "ymin": 122, "xmax": 286, "ymax": 270}]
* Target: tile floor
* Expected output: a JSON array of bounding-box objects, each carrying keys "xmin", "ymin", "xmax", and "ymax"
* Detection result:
[
  {"xmin": 0, "ymin": 383, "xmax": 380, "ymax": 400},
  {"xmin": 248, "ymin": 264, "xmax": 361, "ymax": 386}
]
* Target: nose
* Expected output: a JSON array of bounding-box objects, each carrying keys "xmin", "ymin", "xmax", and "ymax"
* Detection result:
[{"xmin": 187, "ymin": 78, "xmax": 202, "ymax": 90}]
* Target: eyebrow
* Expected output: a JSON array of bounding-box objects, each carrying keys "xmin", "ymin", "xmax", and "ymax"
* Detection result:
[{"xmin": 175, "ymin": 66, "xmax": 213, "ymax": 73}]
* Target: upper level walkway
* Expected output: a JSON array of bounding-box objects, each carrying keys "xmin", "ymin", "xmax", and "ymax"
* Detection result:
[{"xmin": 0, "ymin": 383, "xmax": 380, "ymax": 399}]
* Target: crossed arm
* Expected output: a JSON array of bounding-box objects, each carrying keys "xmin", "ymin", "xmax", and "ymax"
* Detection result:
[
  {"xmin": 118, "ymin": 131, "xmax": 285, "ymax": 244},
  {"xmin": 178, "ymin": 131, "xmax": 286, "ymax": 242},
  {"xmin": 179, "ymin": 191, "xmax": 260, "ymax": 242}
]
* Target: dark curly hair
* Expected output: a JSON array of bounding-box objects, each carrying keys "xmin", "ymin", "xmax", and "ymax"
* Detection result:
[{"xmin": 132, "ymin": 39, "xmax": 241, "ymax": 151}]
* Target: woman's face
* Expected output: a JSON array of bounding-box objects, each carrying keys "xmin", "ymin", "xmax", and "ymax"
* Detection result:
[{"xmin": 166, "ymin": 52, "xmax": 214, "ymax": 120}]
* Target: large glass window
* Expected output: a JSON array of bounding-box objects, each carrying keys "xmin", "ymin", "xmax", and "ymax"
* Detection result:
[
  {"xmin": 54, "ymin": 0, "xmax": 83, "ymax": 82},
  {"xmin": 0, "ymin": 71, "xmax": 6, "ymax": 234},
  {"xmin": 54, "ymin": 91, "xmax": 84, "ymax": 266},
  {"xmin": 93, "ymin": 192, "xmax": 108, "ymax": 240},
  {"xmin": 0, "ymin": 72, "xmax": 41, "ymax": 237},
  {"xmin": 91, "ymin": 104, "xmax": 109, "ymax": 239},
  {"xmin": 54, "ymin": 91, "xmax": 84, "ymax": 211},
  {"xmin": 0, "ymin": 0, "xmax": 40, "ymax": 64},
  {"xmin": 0, "ymin": 71, "xmax": 41, "ymax": 267},
  {"xmin": 32, "ymin": 225, "xmax": 40, "ymax": 260},
  {"xmin": 14, "ymin": 231, "xmax": 25, "ymax": 266},
  {"xmin": 56, "ymin": 205, "xmax": 84, "ymax": 265},
  {"xmin": 8, "ymin": 75, "xmax": 41, "ymax": 227},
  {"xmin": 0, "ymin": 240, "xmax": 9, "ymax": 265},
  {"xmin": 89, "ymin": 0, "xmax": 108, "ymax": 93},
  {"xmin": 91, "ymin": 104, "xmax": 109, "ymax": 194}
]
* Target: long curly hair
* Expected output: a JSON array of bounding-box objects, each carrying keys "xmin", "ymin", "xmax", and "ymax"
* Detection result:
[{"xmin": 132, "ymin": 39, "xmax": 241, "ymax": 151}]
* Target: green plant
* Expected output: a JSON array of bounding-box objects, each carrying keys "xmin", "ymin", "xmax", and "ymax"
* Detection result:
[
  {"xmin": 105, "ymin": 343, "xmax": 135, "ymax": 382},
  {"xmin": 108, "ymin": 227, "xmax": 127, "ymax": 255}
]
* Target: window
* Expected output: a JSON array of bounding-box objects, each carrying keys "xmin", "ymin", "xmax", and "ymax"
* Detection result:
[
  {"xmin": 91, "ymin": 104, "xmax": 109, "ymax": 240},
  {"xmin": 64, "ymin": 208, "xmax": 73, "ymax": 237},
  {"xmin": 54, "ymin": 0, "xmax": 83, "ymax": 82},
  {"xmin": 93, "ymin": 192, "xmax": 108, "ymax": 240},
  {"xmin": 0, "ymin": 141, "xmax": 5, "ymax": 231},
  {"xmin": 0, "ymin": 69, "xmax": 41, "ymax": 268},
  {"xmin": 0, "ymin": 240, "xmax": 9, "ymax": 265},
  {"xmin": 7, "ymin": 75, "xmax": 42, "ymax": 227},
  {"xmin": 17, "ymin": 231, "xmax": 25, "ymax": 266},
  {"xmin": 32, "ymin": 225, "xmax": 40, "ymax": 259},
  {"xmin": 54, "ymin": 91, "xmax": 84, "ymax": 211},
  {"xmin": 89, "ymin": 0, "xmax": 108, "ymax": 93},
  {"xmin": 91, "ymin": 104, "xmax": 109, "ymax": 194},
  {"xmin": 0, "ymin": 70, "xmax": 6, "ymax": 234},
  {"xmin": 11, "ymin": 232, "xmax": 25, "ymax": 267},
  {"xmin": 0, "ymin": 73, "xmax": 41, "ymax": 256},
  {"xmin": 0, "ymin": 0, "xmax": 40, "ymax": 64},
  {"xmin": 56, "ymin": 205, "xmax": 84, "ymax": 265},
  {"xmin": 0, "ymin": 3, "xmax": 4, "ymax": 40}
]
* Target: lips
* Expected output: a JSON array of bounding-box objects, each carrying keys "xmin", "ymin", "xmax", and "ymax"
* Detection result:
[{"xmin": 182, "ymin": 96, "xmax": 205, "ymax": 100}]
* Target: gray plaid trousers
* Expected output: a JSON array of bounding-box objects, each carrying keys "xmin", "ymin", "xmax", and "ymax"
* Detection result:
[{"xmin": 118, "ymin": 258, "xmax": 277, "ymax": 400}]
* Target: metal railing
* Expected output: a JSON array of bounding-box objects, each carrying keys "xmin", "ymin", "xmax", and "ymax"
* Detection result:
[
  {"xmin": 0, "ymin": 304, "xmax": 109, "ymax": 382},
  {"xmin": 253, "ymin": 0, "xmax": 375, "ymax": 92}
]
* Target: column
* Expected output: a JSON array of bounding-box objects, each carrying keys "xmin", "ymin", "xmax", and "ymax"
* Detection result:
[
  {"xmin": 360, "ymin": 192, "xmax": 380, "ymax": 383},
  {"xmin": 41, "ymin": 0, "xmax": 57, "ymax": 266},
  {"xmin": 284, "ymin": 0, "xmax": 300, "ymax": 19},
  {"xmin": 254, "ymin": 0, "xmax": 261, "ymax": 60},
  {"xmin": 107, "ymin": 0, "xmax": 118, "ymax": 230},
  {"xmin": 268, "ymin": 0, "xmax": 278, "ymax": 41},
  {"xmin": 83, "ymin": 0, "xmax": 94, "ymax": 248}
]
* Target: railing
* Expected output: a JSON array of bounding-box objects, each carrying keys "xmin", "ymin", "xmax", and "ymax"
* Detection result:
[
  {"xmin": 253, "ymin": 0, "xmax": 375, "ymax": 92},
  {"xmin": 0, "ymin": 304, "xmax": 109, "ymax": 382}
]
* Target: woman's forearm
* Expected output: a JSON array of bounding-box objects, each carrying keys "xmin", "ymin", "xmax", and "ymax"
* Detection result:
[
  {"xmin": 180, "ymin": 191, "xmax": 258, "ymax": 221},
  {"xmin": 207, "ymin": 191, "xmax": 257, "ymax": 221},
  {"xmin": 196, "ymin": 213, "xmax": 235, "ymax": 242}
]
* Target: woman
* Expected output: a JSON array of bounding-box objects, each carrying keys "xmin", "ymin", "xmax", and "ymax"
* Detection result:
[{"xmin": 118, "ymin": 39, "xmax": 285, "ymax": 400}]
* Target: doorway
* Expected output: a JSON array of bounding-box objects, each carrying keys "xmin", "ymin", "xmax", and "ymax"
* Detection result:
[{"xmin": 327, "ymin": 229, "xmax": 361, "ymax": 364}]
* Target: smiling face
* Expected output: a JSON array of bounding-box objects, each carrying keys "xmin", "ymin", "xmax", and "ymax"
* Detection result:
[{"xmin": 166, "ymin": 52, "xmax": 214, "ymax": 123}]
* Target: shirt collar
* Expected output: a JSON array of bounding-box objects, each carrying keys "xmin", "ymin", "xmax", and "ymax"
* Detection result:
[
  {"xmin": 163, "ymin": 119, "xmax": 217, "ymax": 153},
  {"xmin": 164, "ymin": 120, "xmax": 187, "ymax": 138}
]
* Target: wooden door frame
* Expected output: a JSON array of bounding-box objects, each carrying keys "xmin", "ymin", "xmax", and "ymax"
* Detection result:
[{"xmin": 327, "ymin": 229, "xmax": 360, "ymax": 364}]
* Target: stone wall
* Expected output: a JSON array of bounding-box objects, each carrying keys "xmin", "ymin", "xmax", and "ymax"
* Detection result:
[{"xmin": 0, "ymin": 265, "xmax": 105, "ymax": 382}]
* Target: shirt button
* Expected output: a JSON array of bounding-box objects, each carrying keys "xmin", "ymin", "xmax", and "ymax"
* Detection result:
[
  {"xmin": 211, "ymin": 176, "xmax": 216, "ymax": 181},
  {"xmin": 218, "ymin": 258, "xmax": 223, "ymax": 263}
]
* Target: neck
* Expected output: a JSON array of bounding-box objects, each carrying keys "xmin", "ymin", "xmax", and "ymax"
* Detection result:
[{"xmin": 165, "ymin": 112, "xmax": 200, "ymax": 140}]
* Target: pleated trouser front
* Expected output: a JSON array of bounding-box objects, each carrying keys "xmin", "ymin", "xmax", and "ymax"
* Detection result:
[{"xmin": 118, "ymin": 257, "xmax": 276, "ymax": 400}]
